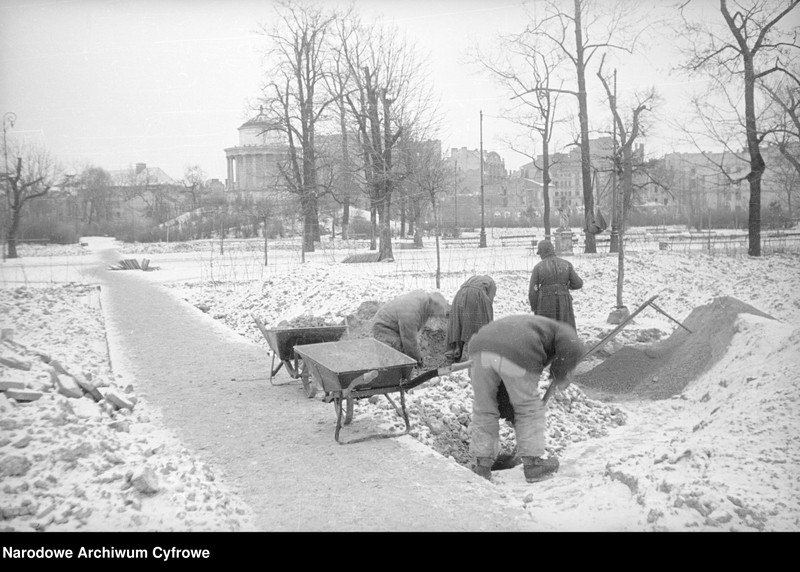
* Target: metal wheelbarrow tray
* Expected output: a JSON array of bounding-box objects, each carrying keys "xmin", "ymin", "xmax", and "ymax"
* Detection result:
[
  {"xmin": 294, "ymin": 338, "xmax": 471, "ymax": 444},
  {"xmin": 251, "ymin": 313, "xmax": 348, "ymax": 397}
]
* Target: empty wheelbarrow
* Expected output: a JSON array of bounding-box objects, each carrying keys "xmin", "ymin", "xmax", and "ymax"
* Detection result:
[{"xmin": 294, "ymin": 338, "xmax": 472, "ymax": 444}]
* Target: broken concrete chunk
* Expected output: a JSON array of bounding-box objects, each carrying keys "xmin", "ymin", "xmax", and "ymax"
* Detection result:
[
  {"xmin": 49, "ymin": 359, "xmax": 70, "ymax": 376},
  {"xmin": 0, "ymin": 455, "xmax": 32, "ymax": 477},
  {"xmin": 129, "ymin": 467, "xmax": 160, "ymax": 495},
  {"xmin": 73, "ymin": 374, "xmax": 103, "ymax": 402},
  {"xmin": 104, "ymin": 390, "xmax": 135, "ymax": 411},
  {"xmin": 5, "ymin": 388, "xmax": 42, "ymax": 402},
  {"xmin": 12, "ymin": 435, "xmax": 31, "ymax": 448},
  {"xmin": 0, "ymin": 355, "xmax": 32, "ymax": 371},
  {"xmin": 0, "ymin": 380, "xmax": 25, "ymax": 392},
  {"xmin": 51, "ymin": 369, "xmax": 83, "ymax": 399}
]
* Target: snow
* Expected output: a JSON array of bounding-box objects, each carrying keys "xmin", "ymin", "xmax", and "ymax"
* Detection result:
[{"xmin": 1, "ymin": 233, "xmax": 798, "ymax": 531}]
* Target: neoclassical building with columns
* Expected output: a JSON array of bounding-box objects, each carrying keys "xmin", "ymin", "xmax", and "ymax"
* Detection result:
[{"xmin": 224, "ymin": 111, "xmax": 288, "ymax": 194}]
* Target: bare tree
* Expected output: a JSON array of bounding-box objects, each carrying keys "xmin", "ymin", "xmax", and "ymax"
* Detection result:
[
  {"xmin": 520, "ymin": 0, "xmax": 642, "ymax": 253},
  {"xmin": 597, "ymin": 55, "xmax": 657, "ymax": 314},
  {"xmin": 1, "ymin": 143, "xmax": 62, "ymax": 258},
  {"xmin": 761, "ymin": 63, "xmax": 800, "ymax": 177},
  {"xmin": 181, "ymin": 165, "xmax": 207, "ymax": 211},
  {"xmin": 257, "ymin": 0, "xmax": 341, "ymax": 255},
  {"xmin": 76, "ymin": 165, "xmax": 113, "ymax": 227},
  {"xmin": 680, "ymin": 0, "xmax": 799, "ymax": 256},
  {"xmin": 473, "ymin": 27, "xmax": 569, "ymax": 242},
  {"xmin": 337, "ymin": 15, "xmax": 438, "ymax": 261},
  {"xmin": 405, "ymin": 140, "xmax": 448, "ymax": 287}
]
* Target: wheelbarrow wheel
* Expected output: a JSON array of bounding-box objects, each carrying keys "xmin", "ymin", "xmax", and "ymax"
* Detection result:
[{"xmin": 301, "ymin": 376, "xmax": 317, "ymax": 399}]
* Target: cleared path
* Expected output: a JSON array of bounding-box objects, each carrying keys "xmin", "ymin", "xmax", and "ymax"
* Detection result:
[{"xmin": 91, "ymin": 242, "xmax": 535, "ymax": 532}]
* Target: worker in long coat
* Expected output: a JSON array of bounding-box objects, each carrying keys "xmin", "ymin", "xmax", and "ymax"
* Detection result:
[
  {"xmin": 528, "ymin": 240, "xmax": 584, "ymax": 330},
  {"xmin": 371, "ymin": 290, "xmax": 449, "ymax": 366},
  {"xmin": 445, "ymin": 275, "xmax": 496, "ymax": 363}
]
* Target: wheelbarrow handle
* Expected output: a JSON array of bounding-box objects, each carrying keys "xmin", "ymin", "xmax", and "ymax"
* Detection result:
[
  {"xmin": 342, "ymin": 370, "xmax": 379, "ymax": 399},
  {"xmin": 402, "ymin": 359, "xmax": 474, "ymax": 392},
  {"xmin": 438, "ymin": 360, "xmax": 473, "ymax": 375}
]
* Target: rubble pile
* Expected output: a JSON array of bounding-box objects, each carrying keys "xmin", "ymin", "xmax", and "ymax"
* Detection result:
[{"xmin": 0, "ymin": 285, "xmax": 256, "ymax": 532}]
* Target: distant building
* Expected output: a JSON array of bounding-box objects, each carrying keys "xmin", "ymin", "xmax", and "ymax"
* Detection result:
[
  {"xmin": 224, "ymin": 109, "xmax": 288, "ymax": 194},
  {"xmin": 106, "ymin": 162, "xmax": 183, "ymax": 225}
]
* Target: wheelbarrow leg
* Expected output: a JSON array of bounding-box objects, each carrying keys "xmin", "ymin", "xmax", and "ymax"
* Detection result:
[
  {"xmin": 334, "ymin": 396, "xmax": 344, "ymax": 443},
  {"xmin": 299, "ymin": 359, "xmax": 317, "ymax": 399},
  {"xmin": 399, "ymin": 390, "xmax": 410, "ymax": 434},
  {"xmin": 269, "ymin": 354, "xmax": 285, "ymax": 385},
  {"xmin": 344, "ymin": 397, "xmax": 354, "ymax": 425}
]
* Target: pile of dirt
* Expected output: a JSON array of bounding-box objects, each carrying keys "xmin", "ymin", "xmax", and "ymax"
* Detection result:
[
  {"xmin": 575, "ymin": 296, "xmax": 775, "ymax": 400},
  {"xmin": 326, "ymin": 299, "xmax": 450, "ymax": 369},
  {"xmin": 277, "ymin": 315, "xmax": 344, "ymax": 328},
  {"xmin": 341, "ymin": 300, "xmax": 383, "ymax": 340}
]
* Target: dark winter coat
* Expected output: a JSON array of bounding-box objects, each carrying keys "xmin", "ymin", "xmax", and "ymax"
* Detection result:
[
  {"xmin": 371, "ymin": 290, "xmax": 449, "ymax": 364},
  {"xmin": 445, "ymin": 275, "xmax": 496, "ymax": 359},
  {"xmin": 528, "ymin": 241, "xmax": 583, "ymax": 330},
  {"xmin": 468, "ymin": 315, "xmax": 584, "ymax": 385}
]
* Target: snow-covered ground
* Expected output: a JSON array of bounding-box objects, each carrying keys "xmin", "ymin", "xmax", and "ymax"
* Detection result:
[{"xmin": 1, "ymin": 233, "xmax": 798, "ymax": 531}]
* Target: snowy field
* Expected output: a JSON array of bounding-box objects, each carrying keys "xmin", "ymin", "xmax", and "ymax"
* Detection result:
[{"xmin": 1, "ymin": 230, "xmax": 799, "ymax": 531}]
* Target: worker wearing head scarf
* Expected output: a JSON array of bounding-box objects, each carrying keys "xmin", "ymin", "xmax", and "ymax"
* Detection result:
[
  {"xmin": 528, "ymin": 240, "xmax": 584, "ymax": 330},
  {"xmin": 445, "ymin": 275, "xmax": 496, "ymax": 363},
  {"xmin": 371, "ymin": 290, "xmax": 449, "ymax": 366}
]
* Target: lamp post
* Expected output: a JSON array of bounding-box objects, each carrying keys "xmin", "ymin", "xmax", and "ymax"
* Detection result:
[
  {"xmin": 453, "ymin": 159, "xmax": 458, "ymax": 230},
  {"xmin": 479, "ymin": 110, "xmax": 487, "ymax": 248}
]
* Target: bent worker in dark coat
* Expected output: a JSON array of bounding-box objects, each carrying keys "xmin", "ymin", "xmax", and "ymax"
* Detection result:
[
  {"xmin": 467, "ymin": 315, "xmax": 584, "ymax": 483},
  {"xmin": 371, "ymin": 290, "xmax": 449, "ymax": 366},
  {"xmin": 445, "ymin": 275, "xmax": 496, "ymax": 363},
  {"xmin": 528, "ymin": 240, "xmax": 584, "ymax": 330}
]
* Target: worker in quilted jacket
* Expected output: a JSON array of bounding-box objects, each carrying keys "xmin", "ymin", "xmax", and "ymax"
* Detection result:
[
  {"xmin": 467, "ymin": 315, "xmax": 584, "ymax": 483},
  {"xmin": 445, "ymin": 275, "xmax": 496, "ymax": 364},
  {"xmin": 528, "ymin": 240, "xmax": 583, "ymax": 330},
  {"xmin": 371, "ymin": 290, "xmax": 449, "ymax": 366}
]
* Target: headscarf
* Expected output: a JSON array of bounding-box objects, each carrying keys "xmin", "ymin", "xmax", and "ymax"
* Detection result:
[{"xmin": 461, "ymin": 275, "xmax": 497, "ymax": 302}]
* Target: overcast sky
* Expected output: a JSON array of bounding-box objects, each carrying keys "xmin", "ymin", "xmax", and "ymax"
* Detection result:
[{"xmin": 0, "ymin": 0, "xmax": 742, "ymax": 182}]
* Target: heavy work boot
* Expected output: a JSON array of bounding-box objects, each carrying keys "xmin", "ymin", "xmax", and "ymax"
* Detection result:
[
  {"xmin": 522, "ymin": 456, "xmax": 559, "ymax": 483},
  {"xmin": 472, "ymin": 457, "xmax": 494, "ymax": 480}
]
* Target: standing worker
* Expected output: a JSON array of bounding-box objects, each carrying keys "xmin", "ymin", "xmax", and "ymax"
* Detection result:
[
  {"xmin": 529, "ymin": 239, "xmax": 583, "ymax": 330},
  {"xmin": 371, "ymin": 290, "xmax": 449, "ymax": 367},
  {"xmin": 445, "ymin": 275, "xmax": 496, "ymax": 363},
  {"xmin": 467, "ymin": 315, "xmax": 584, "ymax": 482}
]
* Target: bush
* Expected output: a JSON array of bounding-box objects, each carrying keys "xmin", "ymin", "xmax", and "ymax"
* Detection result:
[
  {"xmin": 348, "ymin": 215, "xmax": 373, "ymax": 236},
  {"xmin": 19, "ymin": 220, "xmax": 79, "ymax": 244}
]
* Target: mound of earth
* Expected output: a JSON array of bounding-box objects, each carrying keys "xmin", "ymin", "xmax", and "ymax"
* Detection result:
[
  {"xmin": 277, "ymin": 315, "xmax": 344, "ymax": 328},
  {"xmin": 575, "ymin": 296, "xmax": 775, "ymax": 400},
  {"xmin": 338, "ymin": 300, "xmax": 449, "ymax": 369}
]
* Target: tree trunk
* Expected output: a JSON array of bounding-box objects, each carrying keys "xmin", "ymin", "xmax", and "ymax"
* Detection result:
[
  {"xmin": 378, "ymin": 187, "xmax": 394, "ymax": 261},
  {"xmin": 743, "ymin": 55, "xmax": 763, "ymax": 257},
  {"xmin": 542, "ymin": 145, "xmax": 552, "ymax": 241},
  {"xmin": 370, "ymin": 203, "xmax": 378, "ymax": 251},
  {"xmin": 6, "ymin": 210, "xmax": 20, "ymax": 259},
  {"xmin": 433, "ymin": 196, "xmax": 441, "ymax": 289},
  {"xmin": 573, "ymin": 0, "xmax": 596, "ymax": 254}
]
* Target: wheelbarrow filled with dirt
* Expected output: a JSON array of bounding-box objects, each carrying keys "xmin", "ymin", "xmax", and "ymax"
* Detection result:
[
  {"xmin": 293, "ymin": 338, "xmax": 472, "ymax": 444},
  {"xmin": 251, "ymin": 313, "xmax": 348, "ymax": 397}
]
